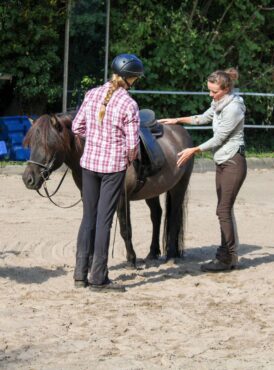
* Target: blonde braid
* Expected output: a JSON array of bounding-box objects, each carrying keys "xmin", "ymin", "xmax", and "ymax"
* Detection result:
[{"xmin": 98, "ymin": 74, "xmax": 127, "ymax": 124}]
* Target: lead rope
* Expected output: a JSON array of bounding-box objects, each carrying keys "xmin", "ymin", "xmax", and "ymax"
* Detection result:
[
  {"xmin": 111, "ymin": 214, "xmax": 118, "ymax": 258},
  {"xmin": 37, "ymin": 167, "xmax": 69, "ymax": 198},
  {"xmin": 42, "ymin": 180, "xmax": 82, "ymax": 208},
  {"xmin": 38, "ymin": 167, "xmax": 82, "ymax": 208}
]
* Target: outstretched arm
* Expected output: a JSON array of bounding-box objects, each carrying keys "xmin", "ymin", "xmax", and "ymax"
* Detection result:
[
  {"xmin": 177, "ymin": 147, "xmax": 201, "ymax": 167},
  {"xmin": 158, "ymin": 116, "xmax": 193, "ymax": 125},
  {"xmin": 159, "ymin": 106, "xmax": 214, "ymax": 126}
]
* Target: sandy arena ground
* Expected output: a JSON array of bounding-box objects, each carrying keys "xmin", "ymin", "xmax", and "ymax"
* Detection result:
[{"xmin": 0, "ymin": 165, "xmax": 274, "ymax": 369}]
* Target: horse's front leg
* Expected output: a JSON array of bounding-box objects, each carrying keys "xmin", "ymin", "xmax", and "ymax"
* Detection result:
[
  {"xmin": 117, "ymin": 195, "xmax": 136, "ymax": 268},
  {"xmin": 145, "ymin": 197, "xmax": 162, "ymax": 260}
]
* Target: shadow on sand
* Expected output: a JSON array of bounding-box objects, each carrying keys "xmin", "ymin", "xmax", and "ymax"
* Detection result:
[
  {"xmin": 112, "ymin": 243, "xmax": 274, "ymax": 288},
  {"xmin": 1, "ymin": 244, "xmax": 273, "ymax": 287},
  {"xmin": 0, "ymin": 259, "xmax": 67, "ymax": 285}
]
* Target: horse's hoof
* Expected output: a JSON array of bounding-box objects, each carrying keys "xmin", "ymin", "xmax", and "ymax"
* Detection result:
[
  {"xmin": 145, "ymin": 252, "xmax": 160, "ymax": 261},
  {"xmin": 165, "ymin": 257, "xmax": 177, "ymax": 265},
  {"xmin": 136, "ymin": 258, "xmax": 146, "ymax": 265},
  {"xmin": 125, "ymin": 261, "xmax": 137, "ymax": 270},
  {"xmin": 145, "ymin": 259, "xmax": 158, "ymax": 268}
]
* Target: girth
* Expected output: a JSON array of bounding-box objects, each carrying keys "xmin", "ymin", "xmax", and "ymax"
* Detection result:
[{"xmin": 133, "ymin": 109, "xmax": 165, "ymax": 193}]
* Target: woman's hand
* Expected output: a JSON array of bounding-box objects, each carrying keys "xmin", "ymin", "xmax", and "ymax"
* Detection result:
[
  {"xmin": 158, "ymin": 118, "xmax": 178, "ymax": 125},
  {"xmin": 177, "ymin": 147, "xmax": 200, "ymax": 167}
]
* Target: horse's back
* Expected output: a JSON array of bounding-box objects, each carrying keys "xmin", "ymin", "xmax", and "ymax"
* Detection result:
[{"xmin": 128, "ymin": 124, "xmax": 193, "ymax": 201}]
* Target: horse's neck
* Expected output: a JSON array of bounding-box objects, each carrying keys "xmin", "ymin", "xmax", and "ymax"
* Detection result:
[
  {"xmin": 64, "ymin": 147, "xmax": 83, "ymax": 191},
  {"xmin": 59, "ymin": 130, "xmax": 83, "ymax": 190}
]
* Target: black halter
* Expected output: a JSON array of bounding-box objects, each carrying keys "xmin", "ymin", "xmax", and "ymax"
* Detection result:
[
  {"xmin": 27, "ymin": 155, "xmax": 82, "ymax": 208},
  {"xmin": 27, "ymin": 154, "xmax": 56, "ymax": 181}
]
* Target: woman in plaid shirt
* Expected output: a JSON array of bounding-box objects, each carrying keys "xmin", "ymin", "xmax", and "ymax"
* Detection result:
[{"xmin": 72, "ymin": 54, "xmax": 144, "ymax": 292}]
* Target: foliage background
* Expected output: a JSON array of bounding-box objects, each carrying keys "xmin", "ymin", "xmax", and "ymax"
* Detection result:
[
  {"xmin": 0, "ymin": 0, "xmax": 273, "ymax": 150},
  {"xmin": 0, "ymin": 0, "xmax": 67, "ymax": 113}
]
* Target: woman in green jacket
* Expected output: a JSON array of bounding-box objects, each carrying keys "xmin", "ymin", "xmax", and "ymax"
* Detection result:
[{"xmin": 159, "ymin": 68, "xmax": 247, "ymax": 272}]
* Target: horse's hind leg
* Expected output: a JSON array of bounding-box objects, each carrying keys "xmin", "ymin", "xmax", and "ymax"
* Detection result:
[
  {"xmin": 145, "ymin": 196, "xmax": 162, "ymax": 260},
  {"xmin": 165, "ymin": 165, "xmax": 193, "ymax": 260},
  {"xmin": 117, "ymin": 195, "xmax": 136, "ymax": 268}
]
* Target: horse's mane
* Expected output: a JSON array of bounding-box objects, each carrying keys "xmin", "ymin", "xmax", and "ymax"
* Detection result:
[{"xmin": 23, "ymin": 112, "xmax": 82, "ymax": 155}]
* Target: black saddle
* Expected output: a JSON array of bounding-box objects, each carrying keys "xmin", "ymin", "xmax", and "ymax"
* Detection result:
[
  {"xmin": 140, "ymin": 109, "xmax": 163, "ymax": 136},
  {"xmin": 133, "ymin": 109, "xmax": 165, "ymax": 193}
]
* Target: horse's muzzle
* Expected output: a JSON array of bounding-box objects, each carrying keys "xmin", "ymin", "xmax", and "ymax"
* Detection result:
[{"xmin": 22, "ymin": 166, "xmax": 43, "ymax": 190}]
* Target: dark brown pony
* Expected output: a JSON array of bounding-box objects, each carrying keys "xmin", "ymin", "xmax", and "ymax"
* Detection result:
[{"xmin": 22, "ymin": 111, "xmax": 194, "ymax": 266}]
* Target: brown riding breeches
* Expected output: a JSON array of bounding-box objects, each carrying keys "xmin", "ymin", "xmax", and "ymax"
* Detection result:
[{"xmin": 215, "ymin": 153, "xmax": 247, "ymax": 263}]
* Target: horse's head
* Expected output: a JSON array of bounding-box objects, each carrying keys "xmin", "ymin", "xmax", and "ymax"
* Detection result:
[{"xmin": 22, "ymin": 113, "xmax": 75, "ymax": 190}]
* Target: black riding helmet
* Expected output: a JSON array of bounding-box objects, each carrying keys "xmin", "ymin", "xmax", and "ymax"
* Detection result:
[{"xmin": 111, "ymin": 54, "xmax": 144, "ymax": 78}]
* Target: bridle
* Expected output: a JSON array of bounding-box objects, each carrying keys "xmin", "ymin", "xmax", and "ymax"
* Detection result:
[
  {"xmin": 28, "ymin": 154, "xmax": 57, "ymax": 182},
  {"xmin": 27, "ymin": 154, "xmax": 82, "ymax": 208}
]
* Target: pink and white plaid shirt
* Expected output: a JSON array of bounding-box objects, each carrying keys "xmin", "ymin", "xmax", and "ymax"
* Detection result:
[{"xmin": 72, "ymin": 82, "xmax": 140, "ymax": 173}]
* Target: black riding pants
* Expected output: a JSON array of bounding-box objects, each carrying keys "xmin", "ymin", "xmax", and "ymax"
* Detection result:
[
  {"xmin": 215, "ymin": 153, "xmax": 247, "ymax": 263},
  {"xmin": 74, "ymin": 168, "xmax": 126, "ymax": 285}
]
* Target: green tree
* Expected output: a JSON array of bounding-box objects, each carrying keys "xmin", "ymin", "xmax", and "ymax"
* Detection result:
[
  {"xmin": 0, "ymin": 0, "xmax": 273, "ymax": 147},
  {"xmin": 0, "ymin": 0, "xmax": 66, "ymax": 114},
  {"xmin": 109, "ymin": 0, "xmax": 274, "ymax": 123},
  {"xmin": 68, "ymin": 0, "xmax": 106, "ymax": 107}
]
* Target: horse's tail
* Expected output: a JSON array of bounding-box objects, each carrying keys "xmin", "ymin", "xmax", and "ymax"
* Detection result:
[{"xmin": 162, "ymin": 190, "xmax": 188, "ymax": 257}]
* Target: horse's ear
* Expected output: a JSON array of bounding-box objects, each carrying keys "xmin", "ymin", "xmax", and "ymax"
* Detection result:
[{"xmin": 50, "ymin": 115, "xmax": 63, "ymax": 132}]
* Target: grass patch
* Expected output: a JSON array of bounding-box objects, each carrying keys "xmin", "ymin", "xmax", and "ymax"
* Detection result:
[
  {"xmin": 246, "ymin": 151, "xmax": 274, "ymax": 158},
  {"xmin": 196, "ymin": 151, "xmax": 274, "ymax": 159},
  {"xmin": 0, "ymin": 161, "xmax": 27, "ymax": 167}
]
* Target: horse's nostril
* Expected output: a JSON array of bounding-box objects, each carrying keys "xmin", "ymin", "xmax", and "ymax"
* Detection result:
[{"xmin": 27, "ymin": 175, "xmax": 34, "ymax": 186}]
